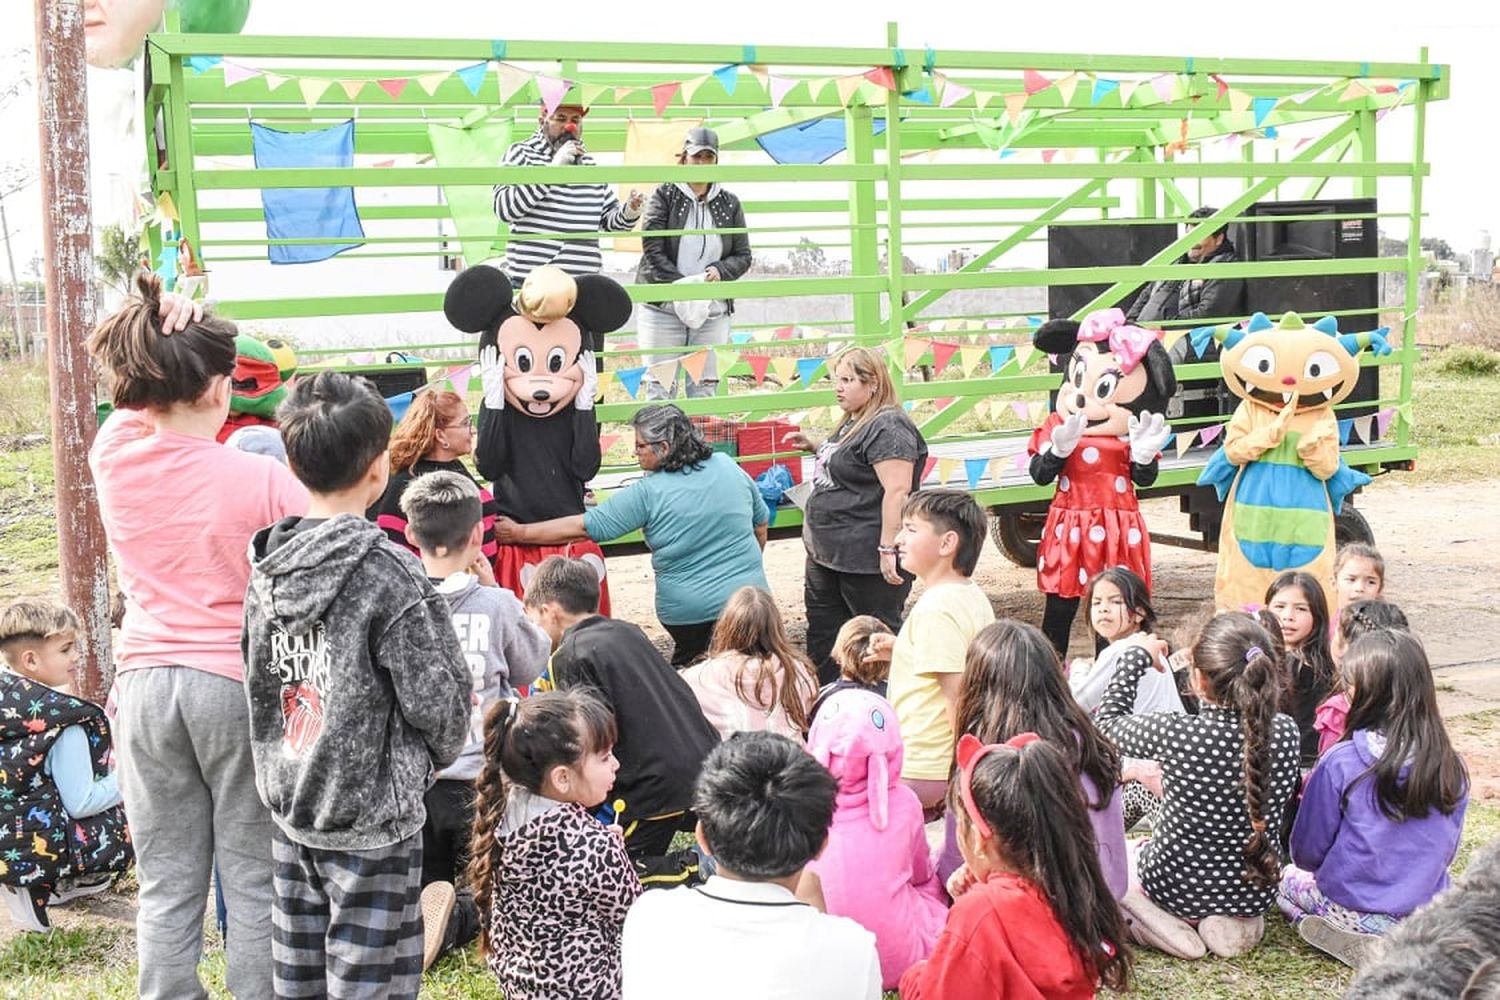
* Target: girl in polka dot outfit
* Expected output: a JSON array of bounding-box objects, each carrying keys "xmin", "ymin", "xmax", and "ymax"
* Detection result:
[
  {"xmin": 1100, "ymin": 612, "xmax": 1301, "ymax": 960},
  {"xmin": 1027, "ymin": 310, "xmax": 1178, "ymax": 657}
]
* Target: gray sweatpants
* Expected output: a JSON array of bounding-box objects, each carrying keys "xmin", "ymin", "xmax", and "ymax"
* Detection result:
[{"xmin": 116, "ymin": 666, "xmax": 275, "ymax": 1000}]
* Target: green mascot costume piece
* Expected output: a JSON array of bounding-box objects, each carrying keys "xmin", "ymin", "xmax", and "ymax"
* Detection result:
[{"xmin": 217, "ymin": 334, "xmax": 295, "ymax": 443}]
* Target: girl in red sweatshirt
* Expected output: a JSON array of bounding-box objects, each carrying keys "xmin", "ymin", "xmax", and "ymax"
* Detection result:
[{"xmin": 899, "ymin": 734, "xmax": 1131, "ymax": 999}]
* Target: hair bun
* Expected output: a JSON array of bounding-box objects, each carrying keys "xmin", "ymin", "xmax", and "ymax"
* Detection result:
[{"xmin": 134, "ymin": 269, "xmax": 164, "ymax": 308}]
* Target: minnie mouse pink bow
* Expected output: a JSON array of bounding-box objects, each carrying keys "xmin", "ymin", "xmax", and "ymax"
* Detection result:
[
  {"xmin": 956, "ymin": 731, "xmax": 1041, "ymax": 839},
  {"xmin": 1076, "ymin": 308, "xmax": 1161, "ymax": 373}
]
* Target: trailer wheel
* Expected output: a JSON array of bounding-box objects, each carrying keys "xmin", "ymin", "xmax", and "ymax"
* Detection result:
[
  {"xmin": 1334, "ymin": 504, "xmax": 1374, "ymax": 547},
  {"xmin": 990, "ymin": 511, "xmax": 1045, "ymax": 568}
]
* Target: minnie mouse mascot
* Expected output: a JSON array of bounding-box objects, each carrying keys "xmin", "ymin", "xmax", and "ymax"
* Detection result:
[
  {"xmin": 1027, "ymin": 308, "xmax": 1177, "ymax": 656},
  {"xmin": 444, "ymin": 264, "xmax": 633, "ymax": 610}
]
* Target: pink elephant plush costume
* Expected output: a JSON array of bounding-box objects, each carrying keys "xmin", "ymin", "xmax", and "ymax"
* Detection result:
[{"xmin": 805, "ymin": 689, "xmax": 947, "ymax": 989}]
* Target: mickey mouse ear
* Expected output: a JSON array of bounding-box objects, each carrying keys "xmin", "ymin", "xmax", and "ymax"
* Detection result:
[
  {"xmin": 569, "ymin": 274, "xmax": 635, "ymax": 334},
  {"xmin": 1033, "ymin": 318, "xmax": 1081, "ymax": 354},
  {"xmin": 443, "ymin": 265, "xmax": 515, "ymax": 334}
]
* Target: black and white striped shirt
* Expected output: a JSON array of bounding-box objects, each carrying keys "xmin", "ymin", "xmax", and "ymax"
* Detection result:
[{"xmin": 492, "ymin": 129, "xmax": 640, "ymax": 278}]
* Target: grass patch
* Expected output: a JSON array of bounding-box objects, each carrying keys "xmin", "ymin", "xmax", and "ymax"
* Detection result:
[
  {"xmin": 1393, "ymin": 356, "xmax": 1500, "ymax": 484},
  {"xmin": 0, "ymin": 363, "xmax": 50, "ymax": 439},
  {"xmin": 0, "ymin": 445, "xmax": 62, "ymax": 597},
  {"xmin": 1434, "ymin": 345, "xmax": 1500, "ymax": 378}
]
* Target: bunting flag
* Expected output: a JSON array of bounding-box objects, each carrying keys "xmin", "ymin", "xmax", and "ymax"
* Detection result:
[
  {"xmin": 1150, "ymin": 73, "xmax": 1177, "ymax": 103},
  {"xmin": 835, "ymin": 75, "xmax": 866, "ymax": 107},
  {"xmin": 1162, "ymin": 328, "xmax": 1188, "ymax": 350},
  {"xmin": 490, "ymin": 63, "xmax": 530, "ymax": 104},
  {"xmin": 1200, "ymin": 424, "xmax": 1223, "ymax": 445},
  {"xmin": 416, "ymin": 71, "xmax": 451, "ymax": 97},
  {"xmin": 298, "ymin": 77, "xmax": 333, "ymax": 108},
  {"xmin": 185, "ymin": 55, "xmax": 222, "ymax": 74},
  {"xmin": 773, "ymin": 325, "xmax": 796, "ymax": 340},
  {"xmin": 1341, "ymin": 80, "xmax": 1372, "ymax": 103},
  {"xmin": 990, "ymin": 344, "xmax": 1015, "ymax": 372},
  {"xmin": 1091, "ymin": 77, "xmax": 1119, "ymax": 105},
  {"xmin": 1176, "ymin": 433, "xmax": 1195, "ymax": 458},
  {"xmin": 615, "ymin": 366, "xmax": 647, "ymax": 399},
  {"xmin": 769, "ymin": 357, "xmax": 799, "ymax": 384},
  {"xmin": 796, "ymin": 357, "xmax": 826, "ymax": 387},
  {"xmin": 612, "ymin": 86, "xmax": 637, "ymax": 103},
  {"xmin": 964, "ymin": 457, "xmax": 989, "ymax": 489},
  {"xmin": 1041, "ymin": 149, "xmax": 1059, "ymax": 163},
  {"xmin": 456, "ymin": 61, "xmax": 489, "ymax": 96},
  {"xmin": 975, "ymin": 90, "xmax": 1001, "ymax": 111},
  {"xmin": 958, "ymin": 345, "xmax": 986, "ymax": 375},
  {"xmin": 1004, "ymin": 92, "xmax": 1028, "ymax": 126},
  {"xmin": 648, "ymin": 358, "xmax": 679, "ymax": 385},
  {"xmin": 1010, "ymin": 400, "xmax": 1029, "ymax": 422},
  {"xmin": 377, "ymin": 77, "xmax": 409, "ymax": 100},
  {"xmin": 731, "ymin": 332, "xmax": 753, "ymax": 344},
  {"xmin": 1375, "ymin": 407, "xmax": 1396, "ymax": 438},
  {"xmin": 338, "ymin": 79, "xmax": 366, "ymax": 100},
  {"xmin": 537, "ymin": 75, "xmax": 572, "ymax": 116},
  {"xmin": 769, "ymin": 75, "xmax": 797, "ymax": 108},
  {"xmin": 223, "ymin": 61, "xmax": 261, "ymax": 87},
  {"xmin": 1226, "ymin": 88, "xmax": 1251, "ymax": 114},
  {"xmin": 940, "ymin": 77, "xmax": 973, "ymax": 108},
  {"xmin": 263, "ymin": 73, "xmax": 291, "ymax": 93},
  {"xmin": 714, "ymin": 348, "xmax": 740, "ymax": 380},
  {"xmin": 934, "ymin": 397, "xmax": 957, "ymax": 411},
  {"xmin": 1252, "ymin": 96, "xmax": 1278, "ymax": 127},
  {"xmin": 1028, "ymin": 401, "xmax": 1048, "ymax": 425},
  {"xmin": 1022, "ymin": 69, "xmax": 1052, "ymax": 96},
  {"xmin": 921, "ymin": 456, "xmax": 940, "ymax": 484},
  {"xmin": 744, "ymin": 355, "xmax": 772, "ymax": 385},
  {"xmin": 681, "ymin": 350, "xmax": 710, "ymax": 384},
  {"xmin": 1211, "ymin": 74, "xmax": 1230, "ymax": 100},
  {"xmin": 1055, "ymin": 72, "xmax": 1080, "ymax": 105},
  {"xmin": 1337, "ymin": 418, "xmax": 1354, "ymax": 445},
  {"xmin": 863, "ymin": 67, "xmax": 897, "ymax": 90},
  {"xmin": 1118, "ymin": 79, "xmax": 1141, "ymax": 106},
  {"xmin": 714, "ymin": 64, "xmax": 741, "ymax": 95},
  {"xmin": 930, "ymin": 341, "xmax": 960, "ymax": 372},
  {"xmin": 599, "ymin": 433, "xmax": 622, "ymax": 454},
  {"xmin": 1354, "ymin": 414, "xmax": 1375, "ymax": 443},
  {"xmin": 575, "ymin": 82, "xmax": 608, "ymax": 107},
  {"xmin": 1012, "ymin": 451, "xmax": 1029, "ymax": 472},
  {"xmin": 1013, "ymin": 343, "xmax": 1038, "ymax": 370},
  {"xmin": 936, "ymin": 458, "xmax": 959, "ymax": 485},
  {"xmin": 904, "ymin": 338, "xmax": 931, "ymax": 369}
]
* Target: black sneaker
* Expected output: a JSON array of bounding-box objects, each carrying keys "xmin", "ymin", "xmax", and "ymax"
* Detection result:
[
  {"xmin": 50, "ymin": 873, "xmax": 116, "ymax": 906},
  {"xmin": 2, "ymin": 883, "xmax": 51, "ymax": 933}
]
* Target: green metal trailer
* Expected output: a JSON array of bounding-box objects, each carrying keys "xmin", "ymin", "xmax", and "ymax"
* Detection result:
[{"xmin": 139, "ymin": 26, "xmax": 1445, "ymax": 560}]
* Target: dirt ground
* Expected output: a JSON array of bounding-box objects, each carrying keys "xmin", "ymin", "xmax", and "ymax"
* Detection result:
[{"xmin": 608, "ymin": 473, "xmax": 1500, "ymax": 804}]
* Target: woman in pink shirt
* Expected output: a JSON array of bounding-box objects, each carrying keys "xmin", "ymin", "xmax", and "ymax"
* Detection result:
[{"xmin": 87, "ymin": 275, "xmax": 307, "ymax": 1000}]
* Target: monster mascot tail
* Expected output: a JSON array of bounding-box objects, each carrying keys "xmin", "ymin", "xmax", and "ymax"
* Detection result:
[
  {"xmin": 1027, "ymin": 308, "xmax": 1178, "ymax": 657},
  {"xmin": 1194, "ymin": 312, "xmax": 1391, "ymax": 611},
  {"xmin": 443, "ymin": 264, "xmax": 634, "ymax": 614}
]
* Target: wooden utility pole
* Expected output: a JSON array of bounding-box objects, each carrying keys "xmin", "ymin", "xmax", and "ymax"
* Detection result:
[{"xmin": 34, "ymin": 0, "xmax": 112, "ymax": 700}]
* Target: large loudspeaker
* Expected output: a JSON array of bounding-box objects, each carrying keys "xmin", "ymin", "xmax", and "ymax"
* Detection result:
[
  {"xmin": 1046, "ymin": 223, "xmax": 1180, "ymax": 319},
  {"xmin": 1244, "ymin": 199, "xmax": 1382, "ymax": 440}
]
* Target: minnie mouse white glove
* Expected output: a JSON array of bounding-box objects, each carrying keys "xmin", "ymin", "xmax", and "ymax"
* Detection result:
[
  {"xmin": 575, "ymin": 351, "xmax": 599, "ymax": 411},
  {"xmin": 1128, "ymin": 411, "xmax": 1171, "ymax": 465},
  {"xmin": 479, "ymin": 345, "xmax": 507, "ymax": 409},
  {"xmin": 1048, "ymin": 412, "xmax": 1088, "ymax": 459}
]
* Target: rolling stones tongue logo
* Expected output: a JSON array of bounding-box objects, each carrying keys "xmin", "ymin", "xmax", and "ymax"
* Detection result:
[
  {"xmin": 270, "ymin": 623, "xmax": 330, "ymax": 758},
  {"xmin": 281, "ymin": 683, "xmax": 324, "ymax": 756}
]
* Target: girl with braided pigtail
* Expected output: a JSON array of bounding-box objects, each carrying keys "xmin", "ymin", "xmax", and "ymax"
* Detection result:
[
  {"xmin": 1098, "ymin": 612, "xmax": 1301, "ymax": 961},
  {"xmin": 466, "ymin": 690, "xmax": 640, "ymax": 999}
]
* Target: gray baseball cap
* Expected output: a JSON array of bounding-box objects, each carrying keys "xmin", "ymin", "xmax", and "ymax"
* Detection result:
[{"xmin": 683, "ymin": 127, "xmax": 719, "ymax": 156}]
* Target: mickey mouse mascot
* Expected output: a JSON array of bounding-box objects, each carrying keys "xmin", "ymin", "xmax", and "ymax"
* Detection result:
[
  {"xmin": 1027, "ymin": 308, "xmax": 1177, "ymax": 656},
  {"xmin": 443, "ymin": 264, "xmax": 634, "ymax": 610}
]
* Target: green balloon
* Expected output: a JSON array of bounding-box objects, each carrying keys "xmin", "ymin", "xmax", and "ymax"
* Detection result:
[{"xmin": 169, "ymin": 0, "xmax": 253, "ymax": 34}]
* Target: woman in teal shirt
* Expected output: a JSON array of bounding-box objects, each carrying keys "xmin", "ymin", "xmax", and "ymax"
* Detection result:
[{"xmin": 496, "ymin": 404, "xmax": 769, "ymax": 665}]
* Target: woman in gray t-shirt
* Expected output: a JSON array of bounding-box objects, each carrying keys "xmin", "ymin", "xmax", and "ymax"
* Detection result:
[{"xmin": 783, "ymin": 347, "xmax": 927, "ymax": 683}]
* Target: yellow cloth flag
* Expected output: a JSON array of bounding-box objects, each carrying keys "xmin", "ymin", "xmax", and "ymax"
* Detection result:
[
  {"xmin": 935, "ymin": 458, "xmax": 959, "ymax": 485},
  {"xmin": 416, "ymin": 72, "xmax": 451, "ymax": 97},
  {"xmin": 298, "ymin": 78, "xmax": 333, "ymax": 107},
  {"xmin": 904, "ymin": 338, "xmax": 931, "ymax": 369},
  {"xmin": 338, "ymin": 80, "xmax": 365, "ymax": 100},
  {"xmin": 769, "ymin": 357, "xmax": 799, "ymax": 384},
  {"xmin": 1004, "ymin": 92, "xmax": 1028, "ymax": 127},
  {"xmin": 614, "ymin": 119, "xmax": 704, "ymax": 252},
  {"xmin": 1228, "ymin": 89, "xmax": 1252, "ymax": 114},
  {"xmin": 1176, "ymin": 432, "xmax": 1196, "ymax": 459}
]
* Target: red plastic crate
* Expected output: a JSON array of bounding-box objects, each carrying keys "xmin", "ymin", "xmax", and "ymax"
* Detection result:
[{"xmin": 736, "ymin": 420, "xmax": 804, "ymax": 484}]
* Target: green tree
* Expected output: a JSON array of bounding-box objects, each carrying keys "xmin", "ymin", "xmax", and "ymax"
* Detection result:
[{"xmin": 96, "ymin": 223, "xmax": 145, "ymax": 294}]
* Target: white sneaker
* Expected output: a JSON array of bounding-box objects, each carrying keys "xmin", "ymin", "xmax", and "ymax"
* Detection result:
[
  {"xmin": 49, "ymin": 874, "xmax": 115, "ymax": 906},
  {"xmin": 420, "ymin": 881, "xmax": 456, "ymax": 971},
  {"xmin": 2, "ymin": 883, "xmax": 50, "ymax": 933},
  {"xmin": 1299, "ymin": 915, "xmax": 1378, "ymax": 968}
]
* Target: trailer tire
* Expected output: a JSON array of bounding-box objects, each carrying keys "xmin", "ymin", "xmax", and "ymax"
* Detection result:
[
  {"xmin": 990, "ymin": 511, "xmax": 1045, "ymax": 568},
  {"xmin": 1334, "ymin": 503, "xmax": 1374, "ymax": 548}
]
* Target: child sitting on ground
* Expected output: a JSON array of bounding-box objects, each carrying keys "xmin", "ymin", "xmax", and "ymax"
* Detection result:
[
  {"xmin": 1315, "ymin": 599, "xmax": 1409, "ymax": 754},
  {"xmin": 1266, "ymin": 571, "xmax": 1336, "ymax": 769},
  {"xmin": 801, "ymin": 687, "xmax": 947, "ymax": 989},
  {"xmin": 0, "ymin": 601, "xmax": 133, "ymax": 933},
  {"xmin": 470, "ymin": 690, "xmax": 640, "ymax": 999},
  {"xmin": 399, "ymin": 470, "xmax": 551, "ymax": 968},
  {"xmin": 524, "ymin": 556, "xmax": 719, "ymax": 886},
  {"xmin": 1329, "ymin": 541, "xmax": 1385, "ymax": 638},
  {"xmin": 681, "ymin": 586, "xmax": 818, "ymax": 742},
  {"xmin": 621, "ymin": 731, "xmax": 883, "ymax": 999},
  {"xmin": 879, "ymin": 489, "xmax": 996, "ymax": 814},
  {"xmin": 809, "ymin": 615, "xmax": 893, "ymax": 724},
  {"xmin": 1100, "ymin": 612, "xmax": 1301, "ymax": 960},
  {"xmin": 1280, "ymin": 629, "xmax": 1468, "ymax": 969},
  {"xmin": 942, "ymin": 620, "xmax": 1128, "ymax": 897},
  {"xmin": 242, "ymin": 371, "xmax": 473, "ymax": 998},
  {"xmin": 900, "ymin": 734, "xmax": 1132, "ymax": 998}
]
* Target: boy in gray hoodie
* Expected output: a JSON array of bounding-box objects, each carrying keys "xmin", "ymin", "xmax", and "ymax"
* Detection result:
[
  {"xmin": 242, "ymin": 372, "xmax": 471, "ymax": 1000},
  {"xmin": 398, "ymin": 470, "xmax": 550, "ymax": 968}
]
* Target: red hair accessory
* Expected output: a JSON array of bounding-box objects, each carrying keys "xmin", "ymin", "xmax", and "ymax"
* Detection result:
[{"xmin": 956, "ymin": 731, "xmax": 1042, "ymax": 839}]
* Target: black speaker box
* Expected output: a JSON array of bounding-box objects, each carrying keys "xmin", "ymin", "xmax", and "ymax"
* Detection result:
[{"xmin": 1046, "ymin": 222, "xmax": 1181, "ymax": 319}]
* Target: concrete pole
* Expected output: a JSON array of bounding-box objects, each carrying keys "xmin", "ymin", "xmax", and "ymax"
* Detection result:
[{"xmin": 34, "ymin": 0, "xmax": 113, "ymax": 700}]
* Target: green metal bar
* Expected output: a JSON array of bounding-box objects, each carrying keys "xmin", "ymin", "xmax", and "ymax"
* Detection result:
[
  {"xmin": 1354, "ymin": 108, "xmax": 1378, "ymax": 200},
  {"xmin": 1135, "ymin": 148, "xmax": 1158, "ymax": 218},
  {"xmin": 883, "ymin": 21, "xmax": 907, "ymax": 347},
  {"xmin": 165, "ymin": 53, "xmax": 204, "ymax": 263},
  {"xmin": 1399, "ymin": 56, "xmax": 1428, "ymax": 450},
  {"xmin": 1299, "ymin": 136, "xmax": 1355, "ymax": 201},
  {"xmin": 845, "ymin": 104, "xmax": 882, "ymax": 335}
]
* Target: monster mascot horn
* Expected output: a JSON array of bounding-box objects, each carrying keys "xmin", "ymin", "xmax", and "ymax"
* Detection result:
[
  {"xmin": 1027, "ymin": 308, "xmax": 1178, "ymax": 657},
  {"xmin": 444, "ymin": 264, "xmax": 634, "ymax": 612},
  {"xmin": 1194, "ymin": 312, "xmax": 1391, "ymax": 611}
]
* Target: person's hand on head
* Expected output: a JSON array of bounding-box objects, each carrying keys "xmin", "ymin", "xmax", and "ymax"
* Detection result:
[
  {"xmin": 157, "ymin": 291, "xmax": 203, "ymax": 334},
  {"xmin": 862, "ymin": 631, "xmax": 895, "ymax": 663}
]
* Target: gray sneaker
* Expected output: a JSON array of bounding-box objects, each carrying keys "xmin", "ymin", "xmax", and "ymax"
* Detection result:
[
  {"xmin": 1298, "ymin": 915, "xmax": 1378, "ymax": 969},
  {"xmin": 49, "ymin": 873, "xmax": 115, "ymax": 906}
]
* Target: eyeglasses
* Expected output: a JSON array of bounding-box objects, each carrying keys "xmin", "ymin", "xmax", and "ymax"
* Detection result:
[{"xmin": 442, "ymin": 421, "xmax": 472, "ymax": 431}]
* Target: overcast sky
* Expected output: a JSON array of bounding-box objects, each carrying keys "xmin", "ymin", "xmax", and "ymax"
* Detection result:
[{"xmin": 2, "ymin": 0, "xmax": 1496, "ymax": 279}]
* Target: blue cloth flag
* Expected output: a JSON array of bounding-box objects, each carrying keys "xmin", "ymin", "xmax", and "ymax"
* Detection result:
[
  {"xmin": 796, "ymin": 358, "xmax": 825, "ymax": 387},
  {"xmin": 714, "ymin": 64, "xmax": 740, "ymax": 96},
  {"xmin": 1252, "ymin": 97, "xmax": 1277, "ymax": 127},
  {"xmin": 964, "ymin": 457, "xmax": 989, "ymax": 489},
  {"xmin": 456, "ymin": 62, "xmax": 489, "ymax": 96},
  {"xmin": 1092, "ymin": 78, "xmax": 1120, "ymax": 104},
  {"xmin": 616, "ymin": 366, "xmax": 647, "ymax": 399},
  {"xmin": 251, "ymin": 120, "xmax": 366, "ymax": 265},
  {"xmin": 756, "ymin": 118, "xmax": 888, "ymax": 165},
  {"xmin": 989, "ymin": 345, "xmax": 1014, "ymax": 371}
]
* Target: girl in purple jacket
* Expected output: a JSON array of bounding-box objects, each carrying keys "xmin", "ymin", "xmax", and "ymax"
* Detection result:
[{"xmin": 1279, "ymin": 629, "xmax": 1469, "ymax": 970}]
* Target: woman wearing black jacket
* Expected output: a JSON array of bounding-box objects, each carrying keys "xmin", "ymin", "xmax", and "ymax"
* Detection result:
[{"xmin": 635, "ymin": 127, "xmax": 752, "ymax": 399}]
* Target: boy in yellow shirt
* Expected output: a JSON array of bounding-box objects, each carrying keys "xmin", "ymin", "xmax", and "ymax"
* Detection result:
[{"xmin": 871, "ymin": 489, "xmax": 995, "ymax": 813}]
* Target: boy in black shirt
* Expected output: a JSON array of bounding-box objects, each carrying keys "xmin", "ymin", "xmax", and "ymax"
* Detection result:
[{"xmin": 524, "ymin": 556, "xmax": 718, "ymax": 886}]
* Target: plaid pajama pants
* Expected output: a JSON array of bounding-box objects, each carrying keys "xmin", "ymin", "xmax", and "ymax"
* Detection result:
[{"xmin": 271, "ymin": 828, "xmax": 424, "ymax": 999}]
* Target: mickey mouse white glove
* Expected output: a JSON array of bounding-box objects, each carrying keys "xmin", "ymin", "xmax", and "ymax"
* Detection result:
[
  {"xmin": 574, "ymin": 351, "xmax": 599, "ymax": 411},
  {"xmin": 1048, "ymin": 412, "xmax": 1088, "ymax": 459},
  {"xmin": 1128, "ymin": 411, "xmax": 1171, "ymax": 465},
  {"xmin": 479, "ymin": 345, "xmax": 507, "ymax": 409}
]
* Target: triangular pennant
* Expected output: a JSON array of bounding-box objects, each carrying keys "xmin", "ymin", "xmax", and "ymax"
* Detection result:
[
  {"xmin": 930, "ymin": 341, "xmax": 960, "ymax": 372},
  {"xmin": 939, "ymin": 78, "xmax": 972, "ymax": 108},
  {"xmin": 1013, "ymin": 343, "xmax": 1038, "ymax": 370},
  {"xmin": 1341, "ymin": 80, "xmax": 1371, "ymax": 103},
  {"xmin": 1150, "ymin": 73, "xmax": 1176, "ymax": 103},
  {"xmin": 1004, "ymin": 92, "xmax": 1028, "ymax": 127},
  {"xmin": 936, "ymin": 458, "xmax": 959, "ymax": 485},
  {"xmin": 185, "ymin": 55, "xmax": 222, "ymax": 74},
  {"xmin": 1091, "ymin": 77, "xmax": 1119, "ymax": 105},
  {"xmin": 651, "ymin": 81, "xmax": 682, "ymax": 116},
  {"xmin": 747, "ymin": 64, "xmax": 769, "ymax": 87},
  {"xmin": 796, "ymin": 357, "xmax": 826, "ymax": 387},
  {"xmin": 578, "ymin": 83, "xmax": 609, "ymax": 107},
  {"xmin": 613, "ymin": 86, "xmax": 637, "ymax": 103},
  {"xmin": 1252, "ymin": 96, "xmax": 1278, "ymax": 127},
  {"xmin": 616, "ymin": 366, "xmax": 647, "ymax": 399},
  {"xmin": 1028, "ymin": 402, "xmax": 1048, "ymax": 425},
  {"xmin": 682, "ymin": 74, "xmax": 715, "ymax": 104},
  {"xmin": 1118, "ymin": 79, "xmax": 1141, "ymax": 106},
  {"xmin": 964, "ymin": 457, "xmax": 989, "ymax": 489},
  {"xmin": 648, "ymin": 358, "xmax": 679, "ymax": 385},
  {"xmin": 1041, "ymin": 149, "xmax": 1059, "ymax": 163},
  {"xmin": 935, "ymin": 397, "xmax": 957, "ymax": 411},
  {"xmin": 714, "ymin": 348, "xmax": 740, "ymax": 379},
  {"xmin": 1211, "ymin": 74, "xmax": 1230, "ymax": 100},
  {"xmin": 337, "ymin": 79, "xmax": 365, "ymax": 100},
  {"xmin": 863, "ymin": 67, "xmax": 897, "ymax": 91},
  {"xmin": 456, "ymin": 61, "xmax": 489, "ymax": 96},
  {"xmin": 744, "ymin": 355, "xmax": 772, "ymax": 386},
  {"xmin": 681, "ymin": 350, "xmax": 710, "ymax": 384},
  {"xmin": 155, "ymin": 191, "xmax": 179, "ymax": 222},
  {"xmin": 769, "ymin": 357, "xmax": 799, "ymax": 384},
  {"xmin": 496, "ymin": 63, "xmax": 533, "ymax": 104},
  {"xmin": 1227, "ymin": 89, "xmax": 1252, "ymax": 114},
  {"xmin": 1162, "ymin": 328, "xmax": 1188, "ymax": 350},
  {"xmin": 298, "ymin": 77, "xmax": 333, "ymax": 108},
  {"xmin": 1176, "ymin": 432, "xmax": 1195, "ymax": 458},
  {"xmin": 990, "ymin": 344, "xmax": 1015, "ymax": 372},
  {"xmin": 417, "ymin": 71, "xmax": 451, "ymax": 97},
  {"xmin": 1012, "ymin": 450, "xmax": 1029, "ymax": 472},
  {"xmin": 773, "ymin": 325, "xmax": 796, "ymax": 341},
  {"xmin": 713, "ymin": 64, "xmax": 740, "ymax": 95},
  {"xmin": 263, "ymin": 73, "xmax": 291, "ymax": 93},
  {"xmin": 1375, "ymin": 407, "xmax": 1396, "ymax": 438},
  {"xmin": 958, "ymin": 346, "xmax": 986, "ymax": 376},
  {"xmin": 904, "ymin": 338, "xmax": 931, "ymax": 369},
  {"xmin": 921, "ymin": 456, "xmax": 940, "ymax": 484},
  {"xmin": 376, "ymin": 77, "xmax": 409, "ymax": 100},
  {"xmin": 222, "ymin": 62, "xmax": 261, "ymax": 88},
  {"xmin": 598, "ymin": 433, "xmax": 622, "ymax": 454},
  {"xmin": 835, "ymin": 75, "xmax": 865, "ymax": 107},
  {"xmin": 1199, "ymin": 423, "xmax": 1223, "ymax": 445},
  {"xmin": 975, "ymin": 89, "xmax": 1000, "ymax": 110},
  {"xmin": 537, "ymin": 75, "xmax": 572, "ymax": 117},
  {"xmin": 1010, "ymin": 401, "xmax": 1030, "ymax": 422},
  {"xmin": 1355, "ymin": 414, "xmax": 1376, "ymax": 443},
  {"xmin": 769, "ymin": 75, "xmax": 797, "ymax": 109},
  {"xmin": 1022, "ymin": 69, "xmax": 1052, "ymax": 96},
  {"xmin": 1337, "ymin": 418, "xmax": 1354, "ymax": 445},
  {"xmin": 1055, "ymin": 72, "xmax": 1079, "ymax": 106}
]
